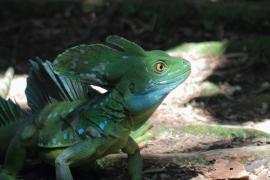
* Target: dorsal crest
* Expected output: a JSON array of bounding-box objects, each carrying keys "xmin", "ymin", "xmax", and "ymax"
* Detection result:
[{"xmin": 52, "ymin": 36, "xmax": 146, "ymax": 86}]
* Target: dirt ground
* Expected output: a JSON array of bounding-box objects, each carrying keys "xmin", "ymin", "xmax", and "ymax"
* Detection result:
[{"xmin": 0, "ymin": 1, "xmax": 270, "ymax": 180}]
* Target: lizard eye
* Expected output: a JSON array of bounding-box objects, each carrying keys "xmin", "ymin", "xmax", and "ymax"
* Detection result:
[{"xmin": 155, "ymin": 62, "xmax": 167, "ymax": 73}]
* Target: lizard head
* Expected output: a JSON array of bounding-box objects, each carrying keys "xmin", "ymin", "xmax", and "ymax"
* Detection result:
[
  {"xmin": 121, "ymin": 49, "xmax": 191, "ymax": 114},
  {"xmin": 104, "ymin": 36, "xmax": 190, "ymax": 100}
]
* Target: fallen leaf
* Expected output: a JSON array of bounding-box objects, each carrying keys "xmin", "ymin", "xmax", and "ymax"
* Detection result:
[{"xmin": 205, "ymin": 159, "xmax": 249, "ymax": 179}]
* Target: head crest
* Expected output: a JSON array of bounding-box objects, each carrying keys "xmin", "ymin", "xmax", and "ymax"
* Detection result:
[{"xmin": 106, "ymin": 35, "xmax": 145, "ymax": 56}]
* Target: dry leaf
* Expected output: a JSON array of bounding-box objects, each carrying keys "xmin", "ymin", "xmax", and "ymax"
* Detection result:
[{"xmin": 206, "ymin": 159, "xmax": 249, "ymax": 180}]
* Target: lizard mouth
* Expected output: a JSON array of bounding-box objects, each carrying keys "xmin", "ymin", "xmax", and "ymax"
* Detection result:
[
  {"xmin": 140, "ymin": 68, "xmax": 191, "ymax": 95},
  {"xmin": 159, "ymin": 68, "xmax": 191, "ymax": 85}
]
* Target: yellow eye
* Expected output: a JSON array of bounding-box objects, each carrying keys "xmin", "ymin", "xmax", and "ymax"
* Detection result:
[{"xmin": 155, "ymin": 62, "xmax": 166, "ymax": 73}]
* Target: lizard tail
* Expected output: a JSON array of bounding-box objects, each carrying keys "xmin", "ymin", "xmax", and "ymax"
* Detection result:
[
  {"xmin": 0, "ymin": 96, "xmax": 26, "ymax": 128},
  {"xmin": 0, "ymin": 67, "xmax": 14, "ymax": 99}
]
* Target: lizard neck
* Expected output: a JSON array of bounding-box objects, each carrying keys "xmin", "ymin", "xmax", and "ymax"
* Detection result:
[
  {"xmin": 107, "ymin": 78, "xmax": 169, "ymax": 131},
  {"xmin": 126, "ymin": 99, "xmax": 163, "ymax": 131},
  {"xmin": 99, "ymin": 87, "xmax": 154, "ymax": 132}
]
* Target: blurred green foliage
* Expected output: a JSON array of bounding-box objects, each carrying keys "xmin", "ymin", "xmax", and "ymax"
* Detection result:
[
  {"xmin": 119, "ymin": 0, "xmax": 270, "ymax": 32},
  {"xmin": 168, "ymin": 41, "xmax": 226, "ymax": 56}
]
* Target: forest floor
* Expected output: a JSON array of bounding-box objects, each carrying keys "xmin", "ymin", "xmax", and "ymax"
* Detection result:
[
  {"xmin": 1, "ymin": 1, "xmax": 270, "ymax": 179},
  {"xmin": 2, "ymin": 46, "xmax": 270, "ymax": 180}
]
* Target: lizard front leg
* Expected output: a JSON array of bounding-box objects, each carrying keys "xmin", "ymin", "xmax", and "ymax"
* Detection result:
[
  {"xmin": 55, "ymin": 136, "xmax": 117, "ymax": 180},
  {"xmin": 122, "ymin": 136, "xmax": 142, "ymax": 180}
]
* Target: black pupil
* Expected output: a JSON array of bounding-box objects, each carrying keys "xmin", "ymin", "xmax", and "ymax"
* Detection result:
[{"xmin": 159, "ymin": 64, "xmax": 163, "ymax": 70}]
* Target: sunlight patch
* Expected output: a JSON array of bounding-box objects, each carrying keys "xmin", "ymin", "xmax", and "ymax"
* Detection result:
[{"xmin": 90, "ymin": 85, "xmax": 108, "ymax": 94}]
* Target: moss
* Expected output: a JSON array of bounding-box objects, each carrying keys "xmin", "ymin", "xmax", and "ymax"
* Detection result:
[
  {"xmin": 200, "ymin": 81, "xmax": 224, "ymax": 97},
  {"xmin": 179, "ymin": 125, "xmax": 270, "ymax": 139},
  {"xmin": 133, "ymin": 128, "xmax": 166, "ymax": 144},
  {"xmin": 167, "ymin": 41, "xmax": 226, "ymax": 57}
]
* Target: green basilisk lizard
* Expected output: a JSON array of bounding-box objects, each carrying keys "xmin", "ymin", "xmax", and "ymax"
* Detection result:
[{"xmin": 0, "ymin": 36, "xmax": 191, "ymax": 180}]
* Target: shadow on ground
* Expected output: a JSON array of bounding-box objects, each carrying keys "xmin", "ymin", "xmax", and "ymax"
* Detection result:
[
  {"xmin": 0, "ymin": 159, "xmax": 199, "ymax": 180},
  {"xmin": 191, "ymin": 53, "xmax": 270, "ymax": 124}
]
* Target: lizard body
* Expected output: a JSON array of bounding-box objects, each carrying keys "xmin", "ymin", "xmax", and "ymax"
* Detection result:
[{"xmin": 0, "ymin": 36, "xmax": 191, "ymax": 180}]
